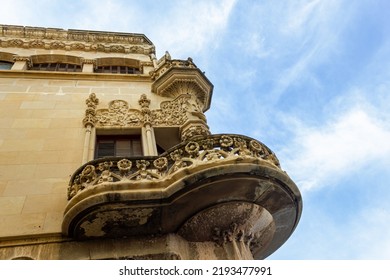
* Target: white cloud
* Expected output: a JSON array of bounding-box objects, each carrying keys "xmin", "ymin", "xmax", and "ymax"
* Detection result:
[
  {"xmin": 280, "ymin": 106, "xmax": 390, "ymax": 192},
  {"xmin": 150, "ymin": 0, "xmax": 237, "ymax": 58}
]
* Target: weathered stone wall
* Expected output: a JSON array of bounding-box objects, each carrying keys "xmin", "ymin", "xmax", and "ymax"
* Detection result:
[{"xmin": 0, "ymin": 74, "xmax": 157, "ymax": 237}]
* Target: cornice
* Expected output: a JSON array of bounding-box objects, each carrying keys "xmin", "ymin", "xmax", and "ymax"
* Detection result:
[
  {"xmin": 0, "ymin": 25, "xmax": 155, "ymax": 55},
  {"xmin": 0, "ymin": 69, "xmax": 152, "ymax": 82}
]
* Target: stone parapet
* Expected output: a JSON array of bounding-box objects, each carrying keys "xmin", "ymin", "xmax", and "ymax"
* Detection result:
[{"xmin": 0, "ymin": 25, "xmax": 155, "ymax": 55}]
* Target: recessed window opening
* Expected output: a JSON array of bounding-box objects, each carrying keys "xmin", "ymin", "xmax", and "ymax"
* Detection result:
[
  {"xmin": 95, "ymin": 135, "xmax": 142, "ymax": 159},
  {"xmin": 31, "ymin": 62, "xmax": 81, "ymax": 72},
  {"xmin": 0, "ymin": 61, "xmax": 13, "ymax": 70},
  {"xmin": 95, "ymin": 65, "xmax": 140, "ymax": 74}
]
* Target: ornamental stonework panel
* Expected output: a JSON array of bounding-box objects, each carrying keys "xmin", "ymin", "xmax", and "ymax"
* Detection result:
[
  {"xmin": 92, "ymin": 94, "xmax": 203, "ymax": 128},
  {"xmin": 95, "ymin": 100, "xmax": 143, "ymax": 127}
]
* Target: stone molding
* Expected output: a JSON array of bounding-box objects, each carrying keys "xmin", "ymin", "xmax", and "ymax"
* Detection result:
[{"xmin": 0, "ymin": 25, "xmax": 155, "ymax": 55}]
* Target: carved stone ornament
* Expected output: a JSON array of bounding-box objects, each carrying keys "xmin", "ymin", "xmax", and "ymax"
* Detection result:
[
  {"xmin": 94, "ymin": 94, "xmax": 201, "ymax": 128},
  {"xmin": 83, "ymin": 93, "xmax": 99, "ymax": 127},
  {"xmin": 81, "ymin": 58, "xmax": 97, "ymax": 67},
  {"xmin": 0, "ymin": 25, "xmax": 155, "ymax": 55},
  {"xmin": 13, "ymin": 56, "xmax": 32, "ymax": 68},
  {"xmin": 95, "ymin": 100, "xmax": 143, "ymax": 127},
  {"xmin": 68, "ymin": 134, "xmax": 281, "ymax": 200},
  {"xmin": 181, "ymin": 123, "xmax": 210, "ymax": 141},
  {"xmin": 151, "ymin": 58, "xmax": 213, "ymax": 112}
]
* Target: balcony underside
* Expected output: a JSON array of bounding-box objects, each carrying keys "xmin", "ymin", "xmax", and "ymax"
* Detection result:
[{"xmin": 62, "ymin": 134, "xmax": 302, "ymax": 259}]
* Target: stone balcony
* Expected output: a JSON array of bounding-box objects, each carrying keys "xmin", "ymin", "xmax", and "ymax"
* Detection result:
[{"xmin": 62, "ymin": 134, "xmax": 302, "ymax": 259}]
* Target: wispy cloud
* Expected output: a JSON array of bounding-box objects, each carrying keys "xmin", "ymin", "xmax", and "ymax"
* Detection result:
[
  {"xmin": 280, "ymin": 103, "xmax": 390, "ymax": 192},
  {"xmin": 149, "ymin": 0, "xmax": 237, "ymax": 58}
]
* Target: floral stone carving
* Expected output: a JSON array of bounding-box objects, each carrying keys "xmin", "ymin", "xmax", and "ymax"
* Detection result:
[{"xmin": 67, "ymin": 134, "xmax": 281, "ymax": 200}]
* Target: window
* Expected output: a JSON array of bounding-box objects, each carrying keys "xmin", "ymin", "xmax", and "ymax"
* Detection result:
[
  {"xmin": 0, "ymin": 61, "xmax": 13, "ymax": 70},
  {"xmin": 31, "ymin": 63, "xmax": 81, "ymax": 72},
  {"xmin": 95, "ymin": 135, "xmax": 142, "ymax": 159},
  {"xmin": 95, "ymin": 65, "xmax": 140, "ymax": 74}
]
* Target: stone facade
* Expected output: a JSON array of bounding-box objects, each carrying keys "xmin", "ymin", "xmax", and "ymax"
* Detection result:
[{"xmin": 0, "ymin": 25, "xmax": 302, "ymax": 260}]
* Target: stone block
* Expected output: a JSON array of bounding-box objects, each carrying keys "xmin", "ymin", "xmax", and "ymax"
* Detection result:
[
  {"xmin": 91, "ymin": 87, "xmax": 119, "ymax": 94},
  {"xmin": 22, "ymin": 193, "xmax": 67, "ymax": 214},
  {"xmin": 61, "ymin": 87, "xmax": 90, "ymax": 94},
  {"xmin": 34, "ymin": 163, "xmax": 76, "ymax": 179},
  {"xmin": 77, "ymin": 81, "xmax": 104, "ymax": 87},
  {"xmin": 0, "ymin": 196, "xmax": 26, "ymax": 215},
  {"xmin": 43, "ymin": 138, "xmax": 83, "ymax": 151},
  {"xmin": 43, "ymin": 212, "xmax": 63, "ymax": 233},
  {"xmin": 20, "ymin": 101, "xmax": 56, "ymax": 109},
  {"xmin": 4, "ymin": 179, "xmax": 55, "ymax": 196},
  {"xmin": 0, "ymin": 118, "xmax": 14, "ymax": 128},
  {"xmin": 0, "ymin": 164, "xmax": 37, "ymax": 180},
  {"xmin": 12, "ymin": 118, "xmax": 51, "ymax": 129},
  {"xmin": 0, "ymin": 151, "xmax": 20, "ymax": 164},
  {"xmin": 28, "ymin": 86, "xmax": 60, "ymax": 93},
  {"xmin": 0, "ymin": 85, "xmax": 29, "ymax": 93},
  {"xmin": 0, "ymin": 213, "xmax": 46, "ymax": 237},
  {"xmin": 0, "ymin": 139, "xmax": 44, "ymax": 152}
]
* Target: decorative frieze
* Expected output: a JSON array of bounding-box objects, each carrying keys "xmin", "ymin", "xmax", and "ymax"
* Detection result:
[
  {"xmin": 95, "ymin": 100, "xmax": 143, "ymax": 127},
  {"xmin": 94, "ymin": 94, "xmax": 201, "ymax": 128},
  {"xmin": 0, "ymin": 25, "xmax": 155, "ymax": 54}
]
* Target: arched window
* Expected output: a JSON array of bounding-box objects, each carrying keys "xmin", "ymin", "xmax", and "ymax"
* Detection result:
[
  {"xmin": 30, "ymin": 55, "xmax": 82, "ymax": 72},
  {"xmin": 31, "ymin": 62, "xmax": 81, "ymax": 72},
  {"xmin": 0, "ymin": 60, "xmax": 13, "ymax": 70},
  {"xmin": 95, "ymin": 57, "xmax": 141, "ymax": 74},
  {"xmin": 95, "ymin": 65, "xmax": 140, "ymax": 74}
]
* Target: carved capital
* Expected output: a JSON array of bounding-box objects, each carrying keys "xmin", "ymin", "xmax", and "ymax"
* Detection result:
[
  {"xmin": 13, "ymin": 56, "xmax": 32, "ymax": 68},
  {"xmin": 180, "ymin": 123, "xmax": 210, "ymax": 141},
  {"xmin": 81, "ymin": 58, "xmax": 97, "ymax": 68}
]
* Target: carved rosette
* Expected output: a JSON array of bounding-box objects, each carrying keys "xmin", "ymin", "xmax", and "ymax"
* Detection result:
[
  {"xmin": 67, "ymin": 134, "xmax": 281, "ymax": 200},
  {"xmin": 83, "ymin": 93, "xmax": 99, "ymax": 127}
]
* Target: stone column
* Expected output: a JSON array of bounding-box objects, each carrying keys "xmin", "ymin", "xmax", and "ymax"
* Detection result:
[
  {"xmin": 82, "ymin": 93, "xmax": 99, "ymax": 164},
  {"xmin": 139, "ymin": 94, "xmax": 157, "ymax": 156}
]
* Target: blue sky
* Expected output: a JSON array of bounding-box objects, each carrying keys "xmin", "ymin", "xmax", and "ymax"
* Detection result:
[{"xmin": 3, "ymin": 0, "xmax": 390, "ymax": 259}]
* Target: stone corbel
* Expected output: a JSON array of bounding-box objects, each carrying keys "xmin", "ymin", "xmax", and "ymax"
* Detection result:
[
  {"xmin": 180, "ymin": 121, "xmax": 210, "ymax": 141},
  {"xmin": 81, "ymin": 59, "xmax": 97, "ymax": 73},
  {"xmin": 12, "ymin": 56, "xmax": 32, "ymax": 70}
]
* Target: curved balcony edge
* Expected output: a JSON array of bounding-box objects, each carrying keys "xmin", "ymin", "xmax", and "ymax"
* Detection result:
[{"xmin": 62, "ymin": 134, "xmax": 302, "ymax": 259}]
